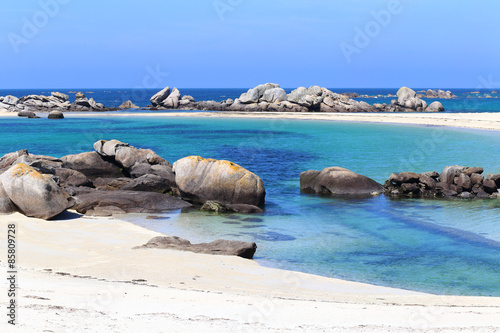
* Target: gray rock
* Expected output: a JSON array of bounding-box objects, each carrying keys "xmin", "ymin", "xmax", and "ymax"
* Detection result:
[
  {"xmin": 3, "ymin": 95, "xmax": 19, "ymax": 105},
  {"xmin": 201, "ymin": 201, "xmax": 263, "ymax": 214},
  {"xmin": 162, "ymin": 88, "xmax": 181, "ymax": 108},
  {"xmin": 181, "ymin": 95, "xmax": 195, "ymax": 102},
  {"xmin": 61, "ymin": 151, "xmax": 125, "ymax": 180},
  {"xmin": 0, "ymin": 163, "xmax": 74, "ymax": 219},
  {"xmin": 287, "ymin": 87, "xmax": 308, "ymax": 103},
  {"xmin": 239, "ymin": 87, "xmax": 261, "ymax": 104},
  {"xmin": 48, "ymin": 111, "xmax": 64, "ymax": 119},
  {"xmin": 150, "ymin": 87, "xmax": 171, "ymax": 106},
  {"xmin": 115, "ymin": 146, "xmax": 170, "ymax": 170},
  {"xmin": 426, "ymin": 101, "xmax": 445, "ymax": 112},
  {"xmin": 135, "ymin": 236, "xmax": 257, "ymax": 259},
  {"xmin": 0, "ymin": 182, "xmax": 16, "ymax": 214},
  {"xmin": 456, "ymin": 173, "xmax": 472, "ymax": 191},
  {"xmin": 54, "ymin": 168, "xmax": 93, "ymax": 188},
  {"xmin": 18, "ymin": 111, "xmax": 37, "ymax": 118},
  {"xmin": 74, "ymin": 190, "xmax": 191, "ymax": 215},
  {"xmin": 119, "ymin": 100, "xmax": 140, "ymax": 109},
  {"xmin": 120, "ymin": 174, "xmax": 172, "ymax": 193},
  {"xmin": 93, "ymin": 139, "xmax": 129, "ymax": 157},
  {"xmin": 51, "ymin": 92, "xmax": 69, "ymax": 102},
  {"xmin": 397, "ymin": 87, "xmax": 417, "ymax": 105},
  {"xmin": 261, "ymin": 88, "xmax": 287, "ymax": 103},
  {"xmin": 300, "ymin": 167, "xmax": 383, "ymax": 196},
  {"xmin": 173, "ymin": 156, "xmax": 266, "ymax": 206},
  {"xmin": 439, "ymin": 165, "xmax": 467, "ymax": 184},
  {"xmin": 0, "ymin": 150, "xmax": 28, "ymax": 173},
  {"xmin": 308, "ymin": 86, "xmax": 323, "ymax": 96}
]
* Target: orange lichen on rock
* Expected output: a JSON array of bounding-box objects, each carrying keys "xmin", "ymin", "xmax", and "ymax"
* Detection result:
[{"xmin": 10, "ymin": 163, "xmax": 51, "ymax": 181}]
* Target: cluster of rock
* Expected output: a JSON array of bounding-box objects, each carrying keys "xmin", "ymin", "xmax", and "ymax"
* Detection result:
[
  {"xmin": 390, "ymin": 87, "xmax": 445, "ymax": 112},
  {"xmin": 384, "ymin": 166, "xmax": 500, "ymax": 199},
  {"xmin": 150, "ymin": 87, "xmax": 195, "ymax": 109},
  {"xmin": 150, "ymin": 84, "xmax": 446, "ymax": 113},
  {"xmin": 0, "ymin": 140, "xmax": 266, "ymax": 219},
  {"xmin": 419, "ymin": 89, "xmax": 455, "ymax": 99},
  {"xmin": 300, "ymin": 165, "xmax": 500, "ymax": 201},
  {"xmin": 134, "ymin": 236, "xmax": 257, "ymax": 259},
  {"xmin": 0, "ymin": 92, "xmax": 117, "ymax": 117}
]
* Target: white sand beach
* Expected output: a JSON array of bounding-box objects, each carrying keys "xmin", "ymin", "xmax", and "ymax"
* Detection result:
[{"xmin": 1, "ymin": 213, "xmax": 499, "ymax": 332}]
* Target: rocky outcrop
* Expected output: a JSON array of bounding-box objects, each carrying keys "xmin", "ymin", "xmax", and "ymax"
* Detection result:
[
  {"xmin": 149, "ymin": 85, "xmax": 446, "ymax": 113},
  {"xmin": 425, "ymin": 89, "xmax": 455, "ymax": 99},
  {"xmin": 300, "ymin": 167, "xmax": 384, "ymax": 196},
  {"xmin": 384, "ymin": 166, "xmax": 500, "ymax": 199},
  {"xmin": 0, "ymin": 91, "xmax": 117, "ymax": 113},
  {"xmin": 119, "ymin": 100, "xmax": 140, "ymax": 109},
  {"xmin": 0, "ymin": 164, "xmax": 74, "ymax": 219},
  {"xmin": 135, "ymin": 236, "xmax": 257, "ymax": 259},
  {"xmin": 173, "ymin": 156, "xmax": 266, "ymax": 206}
]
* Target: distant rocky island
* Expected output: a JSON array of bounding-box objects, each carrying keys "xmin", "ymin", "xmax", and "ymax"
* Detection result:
[{"xmin": 0, "ymin": 84, "xmax": 452, "ymax": 116}]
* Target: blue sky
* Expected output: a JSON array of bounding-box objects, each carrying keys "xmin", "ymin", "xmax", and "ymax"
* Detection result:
[{"xmin": 1, "ymin": 0, "xmax": 499, "ymax": 89}]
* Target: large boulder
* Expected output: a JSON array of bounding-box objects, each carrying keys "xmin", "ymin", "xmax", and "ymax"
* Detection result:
[
  {"xmin": 74, "ymin": 190, "xmax": 191, "ymax": 215},
  {"xmin": 150, "ymin": 87, "xmax": 171, "ymax": 106},
  {"xmin": 135, "ymin": 236, "xmax": 257, "ymax": 259},
  {"xmin": 51, "ymin": 92, "xmax": 69, "ymax": 102},
  {"xmin": 300, "ymin": 167, "xmax": 383, "ymax": 196},
  {"xmin": 114, "ymin": 146, "xmax": 170, "ymax": 170},
  {"xmin": 426, "ymin": 101, "xmax": 445, "ymax": 112},
  {"xmin": 61, "ymin": 151, "xmax": 125, "ymax": 180},
  {"xmin": 439, "ymin": 165, "xmax": 467, "ymax": 184},
  {"xmin": 120, "ymin": 174, "xmax": 172, "ymax": 193},
  {"xmin": 93, "ymin": 139, "xmax": 129, "ymax": 157},
  {"xmin": 397, "ymin": 87, "xmax": 417, "ymax": 105},
  {"xmin": 162, "ymin": 88, "xmax": 181, "ymax": 108},
  {"xmin": 48, "ymin": 111, "xmax": 64, "ymax": 119},
  {"xmin": 54, "ymin": 168, "xmax": 93, "ymax": 188},
  {"xmin": 0, "ymin": 150, "xmax": 28, "ymax": 173},
  {"xmin": 0, "ymin": 164, "xmax": 74, "ymax": 219},
  {"xmin": 173, "ymin": 156, "xmax": 266, "ymax": 206},
  {"xmin": 261, "ymin": 88, "xmax": 287, "ymax": 103}
]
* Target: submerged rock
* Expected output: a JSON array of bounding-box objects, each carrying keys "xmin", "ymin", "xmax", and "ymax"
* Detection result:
[{"xmin": 135, "ymin": 236, "xmax": 257, "ymax": 259}]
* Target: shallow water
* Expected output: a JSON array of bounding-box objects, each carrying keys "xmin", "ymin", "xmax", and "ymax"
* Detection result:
[{"xmin": 1, "ymin": 116, "xmax": 500, "ymax": 296}]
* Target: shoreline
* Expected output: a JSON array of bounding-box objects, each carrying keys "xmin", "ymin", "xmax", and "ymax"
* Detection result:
[
  {"xmin": 1, "ymin": 213, "xmax": 500, "ymax": 331},
  {"xmin": 3, "ymin": 110, "xmax": 500, "ymax": 132}
]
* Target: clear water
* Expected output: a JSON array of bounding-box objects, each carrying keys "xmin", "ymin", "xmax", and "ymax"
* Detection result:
[
  {"xmin": 1, "ymin": 88, "xmax": 500, "ymax": 113},
  {"xmin": 1, "ymin": 115, "xmax": 500, "ymax": 296}
]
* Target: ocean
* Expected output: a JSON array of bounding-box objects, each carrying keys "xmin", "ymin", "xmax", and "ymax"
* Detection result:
[{"xmin": 1, "ymin": 88, "xmax": 500, "ymax": 296}]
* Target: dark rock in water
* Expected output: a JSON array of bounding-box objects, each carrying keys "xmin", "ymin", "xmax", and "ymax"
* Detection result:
[
  {"xmin": 241, "ymin": 217, "xmax": 264, "ymax": 223},
  {"xmin": 420, "ymin": 171, "xmax": 440, "ymax": 179},
  {"xmin": 173, "ymin": 156, "xmax": 266, "ymax": 206},
  {"xmin": 201, "ymin": 201, "xmax": 264, "ymax": 214},
  {"xmin": 18, "ymin": 111, "xmax": 37, "ymax": 117},
  {"xmin": 48, "ymin": 111, "xmax": 64, "ymax": 119},
  {"xmin": 419, "ymin": 175, "xmax": 437, "ymax": 190},
  {"xmin": 464, "ymin": 167, "xmax": 484, "ymax": 176},
  {"xmin": 300, "ymin": 167, "xmax": 383, "ymax": 196},
  {"xmin": 226, "ymin": 204, "xmax": 264, "ymax": 214},
  {"xmin": 0, "ymin": 163, "xmax": 74, "ymax": 219},
  {"xmin": 470, "ymin": 173, "xmax": 484, "ymax": 185},
  {"xmin": 483, "ymin": 179, "xmax": 497, "ymax": 194},
  {"xmin": 61, "ymin": 151, "xmax": 125, "ymax": 180},
  {"xmin": 145, "ymin": 215, "xmax": 170, "ymax": 220},
  {"xmin": 456, "ymin": 174, "xmax": 472, "ymax": 191},
  {"xmin": 73, "ymin": 190, "xmax": 191, "ymax": 215},
  {"xmin": 135, "ymin": 236, "xmax": 257, "ymax": 259}
]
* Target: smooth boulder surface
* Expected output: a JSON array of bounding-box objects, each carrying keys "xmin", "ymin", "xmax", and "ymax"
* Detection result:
[
  {"xmin": 48, "ymin": 111, "xmax": 64, "ymax": 119},
  {"xmin": 173, "ymin": 156, "xmax": 266, "ymax": 206},
  {"xmin": 135, "ymin": 236, "xmax": 257, "ymax": 259},
  {"xmin": 150, "ymin": 86, "xmax": 171, "ymax": 106},
  {"xmin": 0, "ymin": 163, "xmax": 74, "ymax": 219},
  {"xmin": 119, "ymin": 100, "xmax": 140, "ymax": 109},
  {"xmin": 61, "ymin": 151, "xmax": 125, "ymax": 180},
  {"xmin": 300, "ymin": 167, "xmax": 383, "ymax": 196},
  {"xmin": 0, "ymin": 182, "xmax": 16, "ymax": 214},
  {"xmin": 74, "ymin": 190, "xmax": 191, "ymax": 215},
  {"xmin": 426, "ymin": 101, "xmax": 445, "ymax": 112}
]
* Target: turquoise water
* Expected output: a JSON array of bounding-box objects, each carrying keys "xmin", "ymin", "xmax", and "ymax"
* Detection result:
[{"xmin": 1, "ymin": 115, "xmax": 500, "ymax": 296}]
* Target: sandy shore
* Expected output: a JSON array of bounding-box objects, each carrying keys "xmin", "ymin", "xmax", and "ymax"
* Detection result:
[
  {"xmin": 1, "ymin": 213, "xmax": 499, "ymax": 332},
  {"xmin": 3, "ymin": 110, "xmax": 500, "ymax": 131}
]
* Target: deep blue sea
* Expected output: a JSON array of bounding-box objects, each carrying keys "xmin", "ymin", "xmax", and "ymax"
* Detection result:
[{"xmin": 1, "ymin": 88, "xmax": 500, "ymax": 296}]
